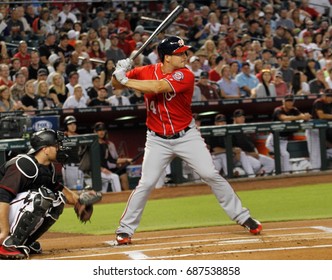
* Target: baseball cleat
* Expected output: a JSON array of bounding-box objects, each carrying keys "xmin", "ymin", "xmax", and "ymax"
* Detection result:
[
  {"xmin": 0, "ymin": 245, "xmax": 28, "ymax": 260},
  {"xmin": 242, "ymin": 217, "xmax": 262, "ymax": 235},
  {"xmin": 116, "ymin": 233, "xmax": 132, "ymax": 245}
]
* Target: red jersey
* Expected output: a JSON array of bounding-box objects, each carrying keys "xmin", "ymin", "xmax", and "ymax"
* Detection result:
[
  {"xmin": 127, "ymin": 63, "xmax": 194, "ymax": 135},
  {"xmin": 13, "ymin": 52, "xmax": 31, "ymax": 67}
]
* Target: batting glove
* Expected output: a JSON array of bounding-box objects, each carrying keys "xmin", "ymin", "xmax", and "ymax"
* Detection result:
[
  {"xmin": 113, "ymin": 68, "xmax": 129, "ymax": 85},
  {"xmin": 116, "ymin": 58, "xmax": 133, "ymax": 71}
]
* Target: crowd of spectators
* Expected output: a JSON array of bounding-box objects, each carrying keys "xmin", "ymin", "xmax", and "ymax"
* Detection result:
[{"xmin": 0, "ymin": 0, "xmax": 331, "ymax": 113}]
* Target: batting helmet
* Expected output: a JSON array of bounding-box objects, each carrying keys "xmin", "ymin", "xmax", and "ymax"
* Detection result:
[
  {"xmin": 28, "ymin": 128, "xmax": 59, "ymax": 155},
  {"xmin": 64, "ymin": 115, "xmax": 77, "ymax": 126},
  {"xmin": 157, "ymin": 36, "xmax": 191, "ymax": 62}
]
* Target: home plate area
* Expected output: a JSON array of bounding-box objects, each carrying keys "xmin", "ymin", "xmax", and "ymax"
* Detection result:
[{"xmin": 34, "ymin": 219, "xmax": 332, "ymax": 260}]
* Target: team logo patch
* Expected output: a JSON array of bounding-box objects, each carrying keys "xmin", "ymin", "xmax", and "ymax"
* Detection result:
[{"xmin": 172, "ymin": 71, "xmax": 184, "ymax": 81}]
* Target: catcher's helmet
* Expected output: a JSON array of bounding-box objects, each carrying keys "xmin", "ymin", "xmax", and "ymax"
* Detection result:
[
  {"xmin": 64, "ymin": 115, "xmax": 77, "ymax": 126},
  {"xmin": 28, "ymin": 128, "xmax": 59, "ymax": 155},
  {"xmin": 157, "ymin": 36, "xmax": 191, "ymax": 62}
]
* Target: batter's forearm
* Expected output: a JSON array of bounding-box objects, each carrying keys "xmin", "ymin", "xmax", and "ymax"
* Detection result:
[{"xmin": 125, "ymin": 79, "xmax": 172, "ymax": 94}]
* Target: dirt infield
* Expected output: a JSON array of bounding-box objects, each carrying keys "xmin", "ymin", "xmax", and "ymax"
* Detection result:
[{"xmin": 32, "ymin": 172, "xmax": 332, "ymax": 260}]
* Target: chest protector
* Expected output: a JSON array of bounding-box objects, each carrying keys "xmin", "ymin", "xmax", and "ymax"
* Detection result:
[{"xmin": 4, "ymin": 154, "xmax": 57, "ymax": 191}]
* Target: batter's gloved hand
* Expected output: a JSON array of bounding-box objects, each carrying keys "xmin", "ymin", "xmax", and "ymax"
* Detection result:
[
  {"xmin": 116, "ymin": 58, "xmax": 133, "ymax": 71},
  {"xmin": 74, "ymin": 189, "xmax": 102, "ymax": 223},
  {"xmin": 113, "ymin": 68, "xmax": 129, "ymax": 85}
]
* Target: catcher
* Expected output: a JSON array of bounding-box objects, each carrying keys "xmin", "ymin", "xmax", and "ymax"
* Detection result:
[{"xmin": 0, "ymin": 128, "xmax": 102, "ymax": 260}]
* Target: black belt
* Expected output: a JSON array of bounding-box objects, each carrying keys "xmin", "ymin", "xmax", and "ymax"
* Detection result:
[{"xmin": 149, "ymin": 126, "xmax": 191, "ymax": 139}]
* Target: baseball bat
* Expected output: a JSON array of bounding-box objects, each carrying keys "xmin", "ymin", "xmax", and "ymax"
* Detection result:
[
  {"xmin": 78, "ymin": 56, "xmax": 106, "ymax": 64},
  {"xmin": 132, "ymin": 5, "xmax": 184, "ymax": 60}
]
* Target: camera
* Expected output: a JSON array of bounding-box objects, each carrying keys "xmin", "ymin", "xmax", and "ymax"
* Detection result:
[{"xmin": 0, "ymin": 116, "xmax": 31, "ymax": 139}]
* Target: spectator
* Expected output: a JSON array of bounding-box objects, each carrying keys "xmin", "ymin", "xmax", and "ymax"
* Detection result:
[
  {"xmin": 273, "ymin": 25, "xmax": 289, "ymax": 51},
  {"xmin": 88, "ymin": 86, "xmax": 110, "ymax": 107},
  {"xmin": 207, "ymin": 113, "xmax": 255, "ymax": 178},
  {"xmin": 235, "ymin": 62, "xmax": 259, "ymax": 98},
  {"xmin": 20, "ymin": 79, "xmax": 38, "ymax": 110},
  {"xmin": 113, "ymin": 10, "xmax": 131, "ymax": 31},
  {"xmin": 188, "ymin": 55, "xmax": 202, "ymax": 79},
  {"xmin": 273, "ymin": 71, "xmax": 289, "ymax": 97},
  {"xmin": 73, "ymin": 39, "xmax": 89, "ymax": 60},
  {"xmin": 98, "ymin": 25, "xmax": 111, "ymax": 52},
  {"xmin": 91, "ymin": 7, "xmax": 108, "ymax": 31},
  {"xmin": 309, "ymin": 69, "xmax": 329, "ymax": 94},
  {"xmin": 275, "ymin": 7, "xmax": 295, "ymax": 31},
  {"xmin": 62, "ymin": 84, "xmax": 87, "ymax": 109},
  {"xmin": 209, "ymin": 55, "xmax": 225, "ymax": 82},
  {"xmin": 99, "ymin": 59, "xmax": 115, "ymax": 87},
  {"xmin": 87, "ymin": 75, "xmax": 101, "ymax": 100},
  {"xmin": 10, "ymin": 72, "xmax": 26, "ymax": 102},
  {"xmin": 59, "ymin": 3, "xmax": 77, "ymax": 28},
  {"xmin": 187, "ymin": 15, "xmax": 209, "ymax": 48},
  {"xmin": 9, "ymin": 57, "xmax": 21, "ymax": 81},
  {"xmin": 46, "ymin": 58, "xmax": 67, "ymax": 86},
  {"xmin": 28, "ymin": 50, "xmax": 48, "ymax": 80},
  {"xmin": 93, "ymin": 122, "xmax": 125, "ymax": 192},
  {"xmin": 0, "ymin": 64, "xmax": 13, "ymax": 88},
  {"xmin": 106, "ymin": 33, "xmax": 126, "ymax": 64},
  {"xmin": 277, "ymin": 55, "xmax": 294, "ymax": 87},
  {"xmin": 0, "ymin": 85, "xmax": 23, "ymax": 112},
  {"xmin": 251, "ymin": 69, "xmax": 276, "ymax": 98},
  {"xmin": 55, "ymin": 33, "xmax": 75, "ymax": 63},
  {"xmin": 117, "ymin": 27, "xmax": 134, "ymax": 57},
  {"xmin": 217, "ymin": 65, "xmax": 240, "ymax": 99},
  {"xmin": 33, "ymin": 68, "xmax": 48, "ymax": 93},
  {"xmin": 65, "ymin": 51, "xmax": 80, "ymax": 76},
  {"xmin": 196, "ymin": 71, "xmax": 220, "ymax": 100},
  {"xmin": 48, "ymin": 72, "xmax": 68, "ymax": 108},
  {"xmin": 232, "ymin": 109, "xmax": 275, "ymax": 176},
  {"xmin": 88, "ymin": 40, "xmax": 106, "ymax": 68},
  {"xmin": 13, "ymin": 41, "xmax": 31, "ymax": 67},
  {"xmin": 204, "ymin": 12, "xmax": 222, "ymax": 37},
  {"xmin": 108, "ymin": 88, "xmax": 130, "ymax": 106},
  {"xmin": 290, "ymin": 45, "xmax": 307, "ymax": 71},
  {"xmin": 129, "ymin": 89, "xmax": 145, "ymax": 105},
  {"xmin": 266, "ymin": 94, "xmax": 311, "ymax": 173},
  {"xmin": 36, "ymin": 80, "xmax": 54, "ymax": 109},
  {"xmin": 66, "ymin": 71, "xmax": 88, "ymax": 99},
  {"xmin": 304, "ymin": 58, "xmax": 318, "ymax": 82},
  {"xmin": 32, "ymin": 7, "xmax": 53, "ymax": 36},
  {"xmin": 78, "ymin": 58, "xmax": 98, "ymax": 91},
  {"xmin": 38, "ymin": 33, "xmax": 57, "ymax": 66},
  {"xmin": 5, "ymin": 7, "xmax": 26, "ymax": 41}
]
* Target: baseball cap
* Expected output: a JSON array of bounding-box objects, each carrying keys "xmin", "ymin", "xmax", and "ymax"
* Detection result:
[
  {"xmin": 189, "ymin": 55, "xmax": 199, "ymax": 63},
  {"xmin": 215, "ymin": 114, "xmax": 226, "ymax": 122},
  {"xmin": 284, "ymin": 94, "xmax": 295, "ymax": 101},
  {"xmin": 37, "ymin": 68, "xmax": 48, "ymax": 76},
  {"xmin": 94, "ymin": 122, "xmax": 107, "ymax": 131},
  {"xmin": 200, "ymin": 71, "xmax": 209, "ymax": 79},
  {"xmin": 233, "ymin": 109, "xmax": 245, "ymax": 118}
]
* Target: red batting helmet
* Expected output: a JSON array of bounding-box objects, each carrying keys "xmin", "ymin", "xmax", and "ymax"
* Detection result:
[{"xmin": 157, "ymin": 36, "xmax": 191, "ymax": 62}]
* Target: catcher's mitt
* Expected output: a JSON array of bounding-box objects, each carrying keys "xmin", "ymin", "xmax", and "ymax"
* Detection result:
[{"xmin": 74, "ymin": 190, "xmax": 102, "ymax": 223}]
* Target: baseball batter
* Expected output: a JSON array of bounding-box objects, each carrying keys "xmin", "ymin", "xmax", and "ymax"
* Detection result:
[
  {"xmin": 305, "ymin": 89, "xmax": 332, "ymax": 170},
  {"xmin": 112, "ymin": 36, "xmax": 262, "ymax": 245}
]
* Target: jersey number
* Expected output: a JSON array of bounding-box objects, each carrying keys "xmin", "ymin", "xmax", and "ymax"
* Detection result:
[{"xmin": 147, "ymin": 100, "xmax": 157, "ymax": 114}]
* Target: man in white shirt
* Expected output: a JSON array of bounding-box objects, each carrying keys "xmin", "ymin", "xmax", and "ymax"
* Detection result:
[
  {"xmin": 58, "ymin": 3, "xmax": 77, "ymax": 27},
  {"xmin": 62, "ymin": 84, "xmax": 87, "ymax": 109},
  {"xmin": 77, "ymin": 58, "xmax": 98, "ymax": 91},
  {"xmin": 66, "ymin": 71, "xmax": 88, "ymax": 98},
  {"xmin": 107, "ymin": 88, "xmax": 130, "ymax": 106}
]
